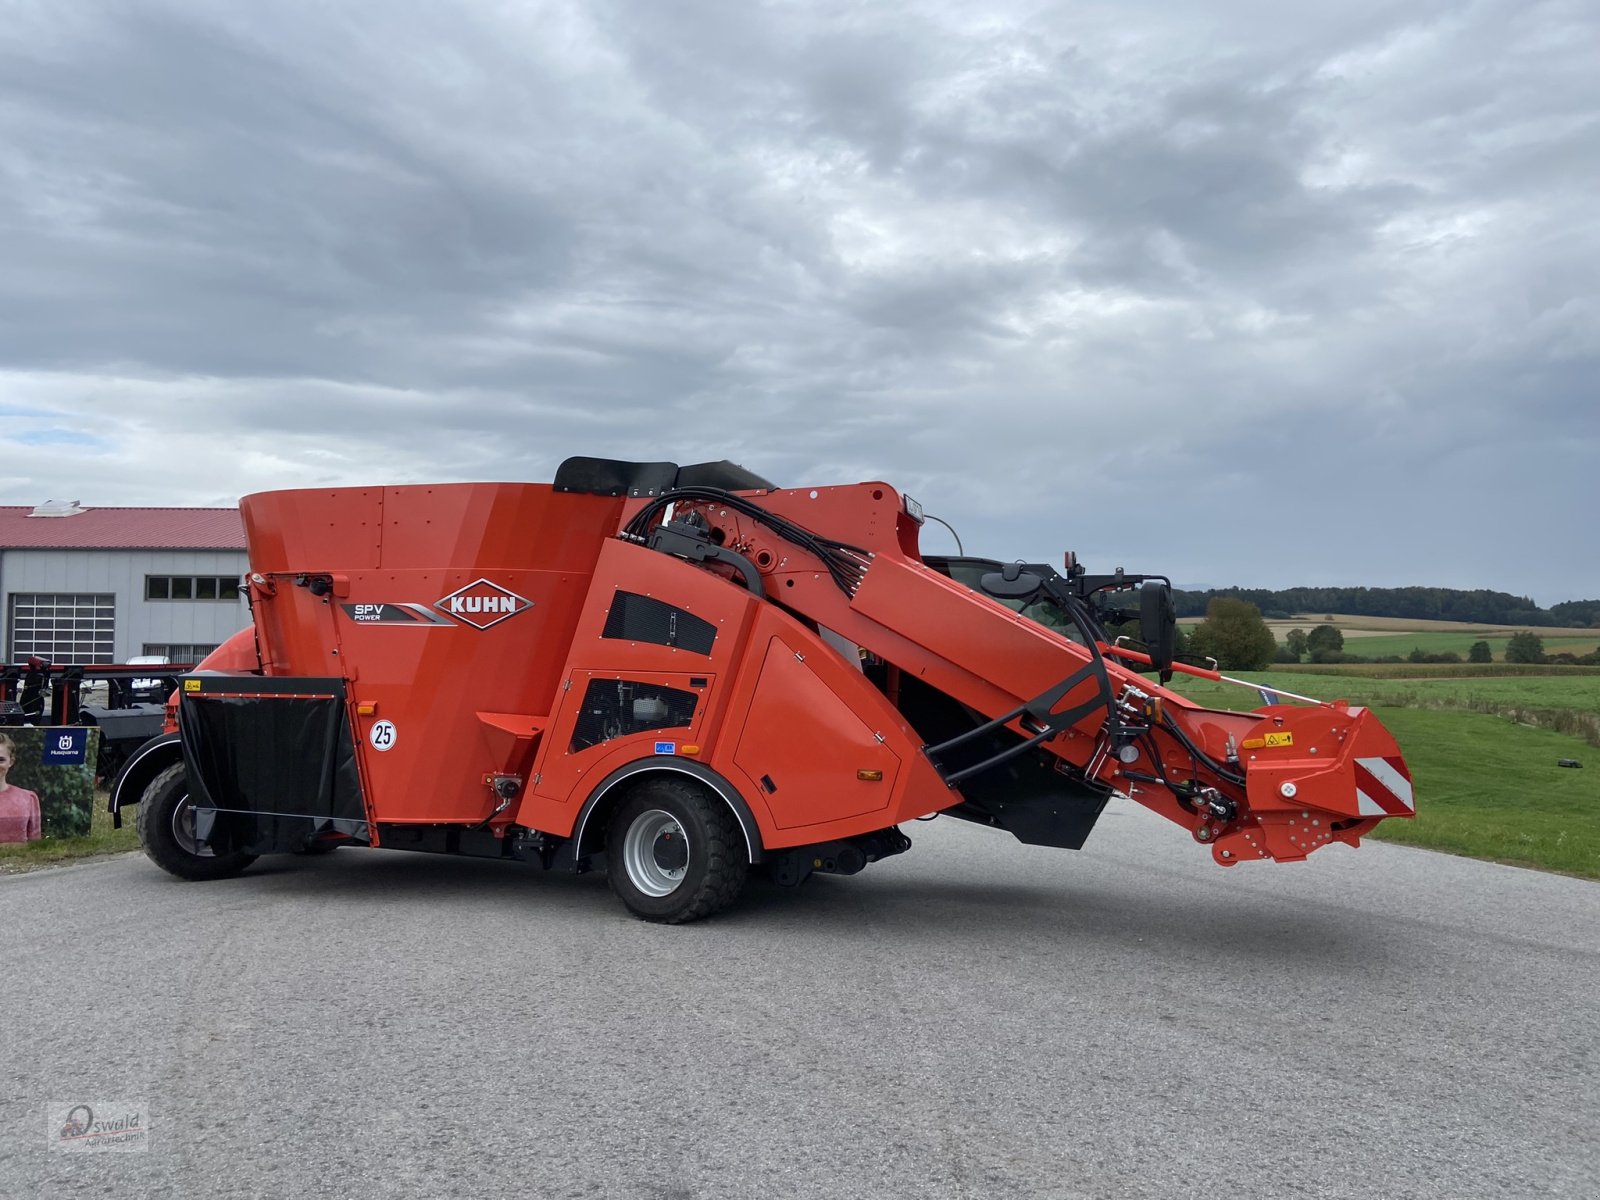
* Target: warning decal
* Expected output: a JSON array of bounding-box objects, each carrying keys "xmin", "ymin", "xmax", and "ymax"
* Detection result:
[{"xmin": 1354, "ymin": 755, "xmax": 1415, "ymax": 816}]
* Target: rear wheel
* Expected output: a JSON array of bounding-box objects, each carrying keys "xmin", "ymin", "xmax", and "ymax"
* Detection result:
[
  {"xmin": 606, "ymin": 779, "xmax": 747, "ymax": 923},
  {"xmin": 136, "ymin": 763, "xmax": 257, "ymax": 881}
]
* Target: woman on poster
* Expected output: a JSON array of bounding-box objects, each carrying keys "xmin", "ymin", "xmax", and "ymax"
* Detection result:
[{"xmin": 0, "ymin": 732, "xmax": 42, "ymax": 843}]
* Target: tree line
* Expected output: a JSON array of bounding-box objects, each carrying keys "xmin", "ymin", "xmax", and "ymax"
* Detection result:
[{"xmin": 1171, "ymin": 586, "xmax": 1600, "ymax": 628}]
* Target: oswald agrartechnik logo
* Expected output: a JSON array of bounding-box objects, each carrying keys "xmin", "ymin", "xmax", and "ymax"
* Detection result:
[{"xmin": 48, "ymin": 1100, "xmax": 149, "ymax": 1152}]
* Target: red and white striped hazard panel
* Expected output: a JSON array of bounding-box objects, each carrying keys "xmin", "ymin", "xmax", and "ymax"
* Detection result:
[{"xmin": 1354, "ymin": 756, "xmax": 1414, "ymax": 816}]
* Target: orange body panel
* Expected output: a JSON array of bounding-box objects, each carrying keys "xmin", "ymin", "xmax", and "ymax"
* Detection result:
[
  {"xmin": 732, "ymin": 634, "xmax": 900, "ymax": 830},
  {"xmin": 707, "ymin": 602, "xmax": 951, "ymax": 845},
  {"xmin": 241, "ymin": 484, "xmax": 625, "ymax": 826}
]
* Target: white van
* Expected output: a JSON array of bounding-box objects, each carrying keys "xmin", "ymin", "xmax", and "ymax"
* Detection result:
[{"xmin": 129, "ymin": 655, "xmax": 171, "ymax": 703}]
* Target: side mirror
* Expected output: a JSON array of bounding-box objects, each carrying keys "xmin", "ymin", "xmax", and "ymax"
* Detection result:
[
  {"xmin": 1140, "ymin": 582, "xmax": 1176, "ymax": 680},
  {"xmin": 980, "ymin": 569, "xmax": 1044, "ymax": 600}
]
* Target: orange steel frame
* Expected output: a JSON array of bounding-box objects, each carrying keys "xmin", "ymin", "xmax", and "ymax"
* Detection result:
[{"xmin": 223, "ymin": 476, "xmax": 1411, "ymax": 867}]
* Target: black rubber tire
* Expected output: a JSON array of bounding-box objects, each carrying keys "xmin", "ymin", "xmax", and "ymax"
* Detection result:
[
  {"xmin": 605, "ymin": 778, "xmax": 747, "ymax": 923},
  {"xmin": 136, "ymin": 763, "xmax": 258, "ymax": 881}
]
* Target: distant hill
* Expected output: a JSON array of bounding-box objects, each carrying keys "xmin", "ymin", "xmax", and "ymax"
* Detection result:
[{"xmin": 1172, "ymin": 586, "xmax": 1599, "ymax": 628}]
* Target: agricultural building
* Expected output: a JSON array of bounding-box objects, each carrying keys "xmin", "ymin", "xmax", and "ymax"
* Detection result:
[{"xmin": 0, "ymin": 501, "xmax": 247, "ymax": 664}]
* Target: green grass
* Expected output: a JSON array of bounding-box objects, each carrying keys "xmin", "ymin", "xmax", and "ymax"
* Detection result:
[
  {"xmin": 1340, "ymin": 631, "xmax": 1600, "ymax": 660},
  {"xmin": 1357, "ymin": 709, "xmax": 1597, "ymax": 878},
  {"xmin": 1189, "ymin": 669, "xmax": 1600, "ymax": 713},
  {"xmin": 1273, "ymin": 662, "xmax": 1600, "ymax": 680},
  {"xmin": 0, "ymin": 792, "xmax": 138, "ymax": 873},
  {"xmin": 1165, "ymin": 674, "xmax": 1600, "ymax": 878}
]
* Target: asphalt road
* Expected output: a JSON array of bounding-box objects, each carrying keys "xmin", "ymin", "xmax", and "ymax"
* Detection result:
[{"xmin": 2, "ymin": 802, "xmax": 1597, "ymax": 1199}]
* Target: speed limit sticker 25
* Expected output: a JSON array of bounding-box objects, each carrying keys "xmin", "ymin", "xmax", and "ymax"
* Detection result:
[{"xmin": 369, "ymin": 720, "xmax": 398, "ymax": 752}]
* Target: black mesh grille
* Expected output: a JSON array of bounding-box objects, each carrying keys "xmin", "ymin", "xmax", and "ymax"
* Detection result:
[
  {"xmin": 602, "ymin": 591, "xmax": 717, "ymax": 655},
  {"xmin": 570, "ymin": 679, "xmax": 700, "ymax": 752}
]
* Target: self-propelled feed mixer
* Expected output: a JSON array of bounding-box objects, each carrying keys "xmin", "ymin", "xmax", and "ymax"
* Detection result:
[{"xmin": 111, "ymin": 458, "xmax": 1414, "ymax": 922}]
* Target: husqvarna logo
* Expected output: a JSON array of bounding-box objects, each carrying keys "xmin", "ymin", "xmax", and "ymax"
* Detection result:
[{"xmin": 434, "ymin": 579, "xmax": 533, "ymax": 630}]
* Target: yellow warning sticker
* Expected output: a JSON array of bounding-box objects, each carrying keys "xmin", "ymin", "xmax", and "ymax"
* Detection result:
[
  {"xmin": 1263, "ymin": 731, "xmax": 1294, "ymax": 748},
  {"xmin": 183, "ymin": 679, "xmax": 201, "ymax": 692}
]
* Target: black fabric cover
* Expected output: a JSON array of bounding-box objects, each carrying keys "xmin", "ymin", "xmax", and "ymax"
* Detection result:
[
  {"xmin": 553, "ymin": 456, "xmax": 777, "ymax": 497},
  {"xmin": 552, "ymin": 457, "xmax": 680, "ymax": 497},
  {"xmin": 674, "ymin": 460, "xmax": 777, "ymax": 492},
  {"xmin": 179, "ymin": 692, "xmax": 367, "ymax": 853}
]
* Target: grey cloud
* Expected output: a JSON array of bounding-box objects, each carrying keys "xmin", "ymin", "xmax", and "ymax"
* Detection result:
[{"xmin": 0, "ymin": 0, "xmax": 1596, "ymax": 603}]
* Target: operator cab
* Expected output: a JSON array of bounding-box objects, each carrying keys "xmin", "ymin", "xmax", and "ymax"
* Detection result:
[
  {"xmin": 923, "ymin": 556, "xmax": 1086, "ymax": 644},
  {"xmin": 924, "ymin": 554, "xmax": 1177, "ymax": 680}
]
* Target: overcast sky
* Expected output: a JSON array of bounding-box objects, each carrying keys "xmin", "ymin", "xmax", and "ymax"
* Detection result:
[{"xmin": 0, "ymin": 0, "xmax": 1594, "ymax": 604}]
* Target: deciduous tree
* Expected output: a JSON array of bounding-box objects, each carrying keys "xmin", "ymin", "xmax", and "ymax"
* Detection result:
[
  {"xmin": 1189, "ymin": 598, "xmax": 1276, "ymax": 670},
  {"xmin": 1306, "ymin": 624, "xmax": 1344, "ymax": 663},
  {"xmin": 1505, "ymin": 632, "xmax": 1546, "ymax": 664}
]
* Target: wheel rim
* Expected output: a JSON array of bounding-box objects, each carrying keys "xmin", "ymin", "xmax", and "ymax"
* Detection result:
[
  {"xmin": 622, "ymin": 808, "xmax": 689, "ymax": 897},
  {"xmin": 170, "ymin": 793, "xmax": 215, "ymax": 858}
]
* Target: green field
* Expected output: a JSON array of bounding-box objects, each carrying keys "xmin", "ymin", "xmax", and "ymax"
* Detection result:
[
  {"xmin": 1340, "ymin": 631, "xmax": 1600, "ymax": 660},
  {"xmin": 1273, "ymin": 662, "xmax": 1600, "ymax": 680},
  {"xmin": 1173, "ymin": 667, "xmax": 1599, "ymax": 712},
  {"xmin": 1165, "ymin": 671, "xmax": 1598, "ymax": 879}
]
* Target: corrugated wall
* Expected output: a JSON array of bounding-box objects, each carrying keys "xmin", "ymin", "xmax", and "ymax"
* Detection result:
[{"xmin": 0, "ymin": 548, "xmax": 250, "ymax": 662}]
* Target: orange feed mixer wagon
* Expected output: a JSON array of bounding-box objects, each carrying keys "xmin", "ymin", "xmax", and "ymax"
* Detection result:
[{"xmin": 110, "ymin": 458, "xmax": 1414, "ymax": 922}]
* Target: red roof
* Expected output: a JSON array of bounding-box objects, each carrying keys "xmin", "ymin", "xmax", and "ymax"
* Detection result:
[{"xmin": 0, "ymin": 506, "xmax": 245, "ymax": 550}]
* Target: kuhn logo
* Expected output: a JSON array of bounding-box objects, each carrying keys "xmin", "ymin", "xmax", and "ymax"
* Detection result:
[{"xmin": 434, "ymin": 579, "xmax": 533, "ymax": 629}]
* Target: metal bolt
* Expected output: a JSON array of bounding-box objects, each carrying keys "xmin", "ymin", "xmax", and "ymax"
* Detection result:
[{"xmin": 1281, "ymin": 782, "xmax": 1298, "ymax": 799}]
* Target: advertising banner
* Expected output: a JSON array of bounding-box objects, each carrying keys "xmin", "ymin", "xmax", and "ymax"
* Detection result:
[{"xmin": 0, "ymin": 726, "xmax": 101, "ymax": 841}]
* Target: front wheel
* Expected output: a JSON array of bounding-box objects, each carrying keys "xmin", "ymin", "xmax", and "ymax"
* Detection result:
[
  {"xmin": 136, "ymin": 763, "xmax": 257, "ymax": 881},
  {"xmin": 605, "ymin": 779, "xmax": 747, "ymax": 923}
]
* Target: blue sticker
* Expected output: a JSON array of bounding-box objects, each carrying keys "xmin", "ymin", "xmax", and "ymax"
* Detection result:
[
  {"xmin": 42, "ymin": 728, "xmax": 90, "ymax": 766},
  {"xmin": 654, "ymin": 741, "xmax": 676, "ymax": 755}
]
